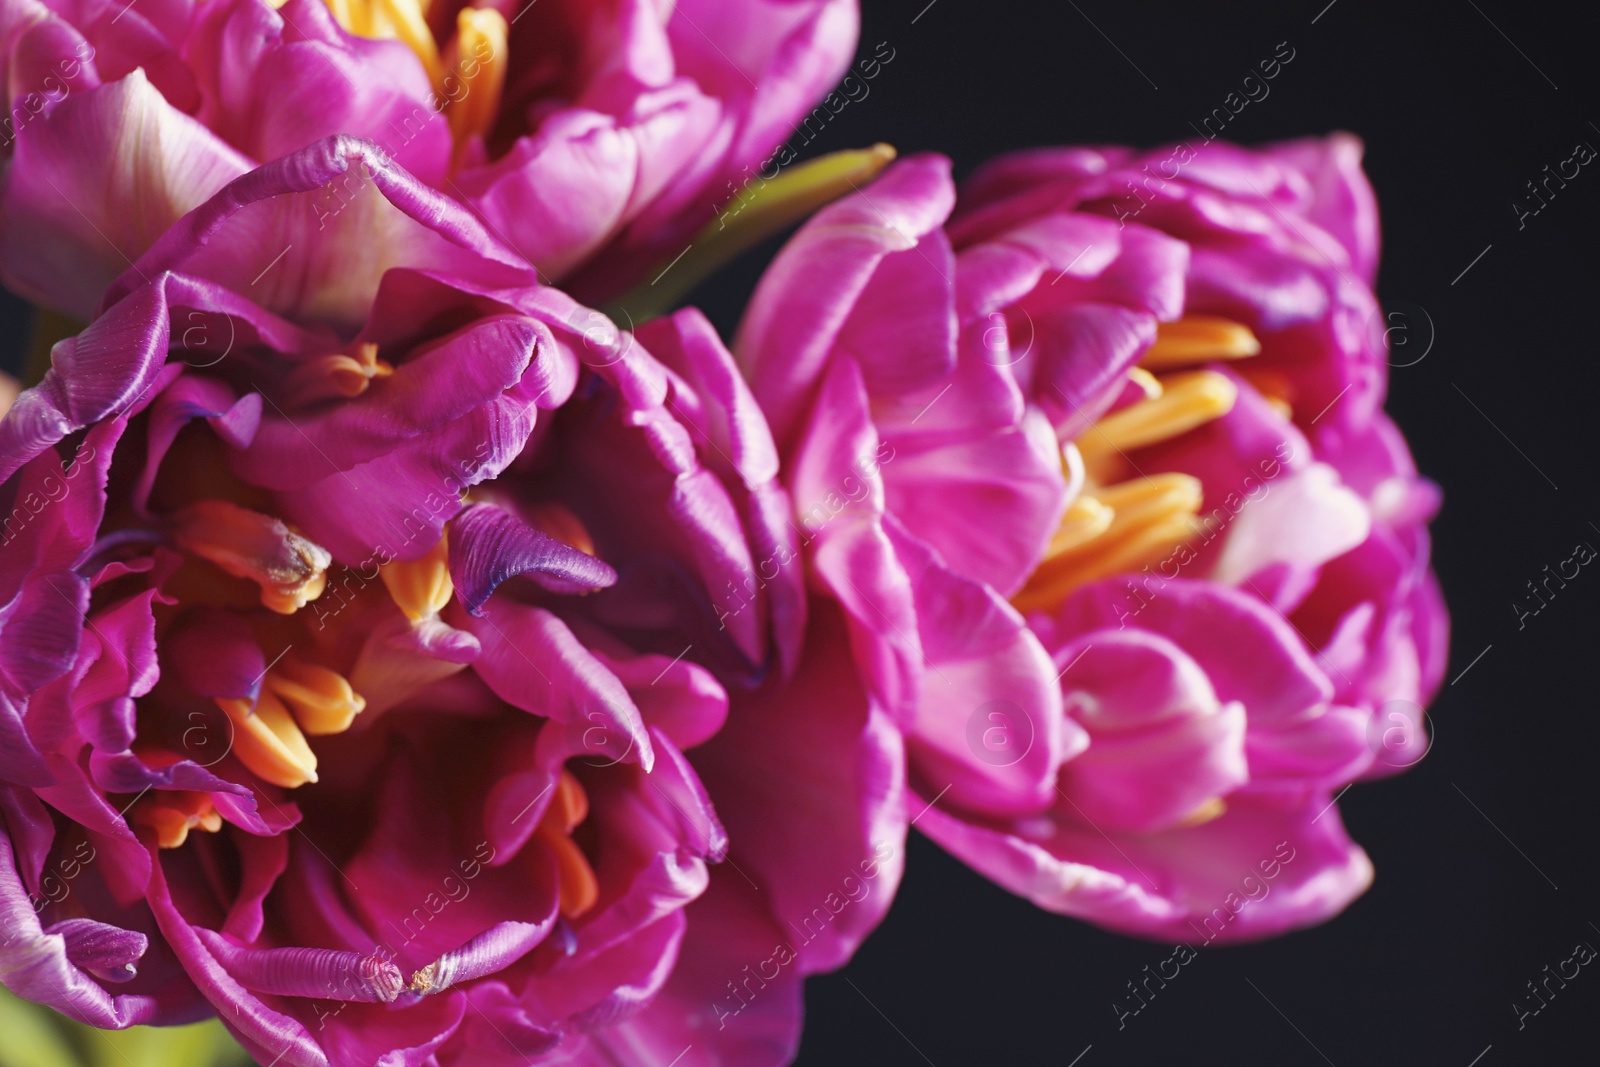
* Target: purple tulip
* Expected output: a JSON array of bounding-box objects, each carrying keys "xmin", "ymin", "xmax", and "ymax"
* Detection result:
[
  {"xmin": 735, "ymin": 136, "xmax": 1445, "ymax": 943},
  {"xmin": 0, "ymin": 137, "xmax": 864, "ymax": 1065},
  {"xmin": 0, "ymin": 0, "xmax": 859, "ymax": 319}
]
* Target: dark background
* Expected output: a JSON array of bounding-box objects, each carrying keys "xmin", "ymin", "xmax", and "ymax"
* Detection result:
[
  {"xmin": 694, "ymin": 1, "xmax": 1599, "ymax": 1064},
  {"xmin": 4, "ymin": 1, "xmax": 1598, "ymax": 1063}
]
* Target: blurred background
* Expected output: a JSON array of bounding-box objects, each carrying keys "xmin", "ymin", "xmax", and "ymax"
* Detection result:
[{"xmin": 3, "ymin": 0, "xmax": 1597, "ymax": 1063}]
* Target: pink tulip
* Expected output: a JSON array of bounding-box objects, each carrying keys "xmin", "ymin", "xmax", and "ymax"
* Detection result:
[
  {"xmin": 0, "ymin": 137, "xmax": 895, "ymax": 1065},
  {"xmin": 0, "ymin": 0, "xmax": 859, "ymax": 319},
  {"xmin": 735, "ymin": 136, "xmax": 1446, "ymax": 943}
]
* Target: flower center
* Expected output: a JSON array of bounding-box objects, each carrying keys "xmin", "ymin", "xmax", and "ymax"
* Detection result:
[
  {"xmin": 132, "ymin": 791, "xmax": 224, "ymax": 849},
  {"xmin": 173, "ymin": 500, "xmax": 332, "ymax": 615},
  {"xmin": 278, "ymin": 0, "xmax": 508, "ymax": 160},
  {"xmin": 380, "ymin": 535, "xmax": 454, "ymax": 620},
  {"xmin": 534, "ymin": 770, "xmax": 600, "ymax": 922},
  {"xmin": 1013, "ymin": 316, "xmax": 1268, "ymax": 614},
  {"xmin": 283, "ymin": 341, "xmax": 394, "ymax": 406}
]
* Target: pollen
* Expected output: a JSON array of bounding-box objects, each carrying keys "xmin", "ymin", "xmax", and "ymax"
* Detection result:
[
  {"xmin": 132, "ymin": 791, "xmax": 223, "ymax": 849},
  {"xmin": 174, "ymin": 501, "xmax": 332, "ymax": 615},
  {"xmin": 536, "ymin": 771, "xmax": 599, "ymax": 920},
  {"xmin": 380, "ymin": 536, "xmax": 454, "ymax": 621},
  {"xmin": 264, "ymin": 657, "xmax": 367, "ymax": 736},
  {"xmin": 1140, "ymin": 316, "xmax": 1261, "ymax": 370},
  {"xmin": 217, "ymin": 689, "xmax": 320, "ymax": 789}
]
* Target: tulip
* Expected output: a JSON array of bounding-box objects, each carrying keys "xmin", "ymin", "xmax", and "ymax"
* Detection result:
[
  {"xmin": 0, "ymin": 136, "xmax": 872, "ymax": 1065},
  {"xmin": 0, "ymin": 0, "xmax": 859, "ymax": 320},
  {"xmin": 734, "ymin": 136, "xmax": 1445, "ymax": 942}
]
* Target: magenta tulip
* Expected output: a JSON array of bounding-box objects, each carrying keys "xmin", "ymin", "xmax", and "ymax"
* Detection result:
[
  {"xmin": 0, "ymin": 137, "xmax": 896, "ymax": 1065},
  {"xmin": 0, "ymin": 0, "xmax": 859, "ymax": 319},
  {"xmin": 735, "ymin": 135, "xmax": 1445, "ymax": 943}
]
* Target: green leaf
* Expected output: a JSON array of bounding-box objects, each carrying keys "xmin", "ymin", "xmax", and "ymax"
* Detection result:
[
  {"xmin": 607, "ymin": 143, "xmax": 897, "ymax": 323},
  {"xmin": 0, "ymin": 988, "xmax": 250, "ymax": 1067}
]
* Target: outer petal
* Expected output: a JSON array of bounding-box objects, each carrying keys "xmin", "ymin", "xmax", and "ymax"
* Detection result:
[
  {"xmin": 917, "ymin": 789, "xmax": 1373, "ymax": 944},
  {"xmin": 687, "ymin": 601, "xmax": 905, "ymax": 974},
  {"xmin": 736, "ymin": 154, "xmax": 956, "ymax": 447},
  {"xmin": 0, "ymin": 69, "xmax": 249, "ymax": 316}
]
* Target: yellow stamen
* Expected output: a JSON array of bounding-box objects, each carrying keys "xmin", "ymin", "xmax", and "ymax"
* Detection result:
[
  {"xmin": 1238, "ymin": 368, "xmax": 1297, "ymax": 422},
  {"xmin": 380, "ymin": 536, "xmax": 454, "ymax": 621},
  {"xmin": 1124, "ymin": 366, "xmax": 1163, "ymax": 402},
  {"xmin": 443, "ymin": 8, "xmax": 508, "ymax": 159},
  {"xmin": 1077, "ymin": 370, "xmax": 1238, "ymax": 468},
  {"xmin": 285, "ymin": 0, "xmax": 445, "ymax": 95},
  {"xmin": 132, "ymin": 792, "xmax": 223, "ymax": 849},
  {"xmin": 282, "ymin": 342, "xmax": 393, "ymax": 406},
  {"xmin": 217, "ymin": 690, "xmax": 319, "ymax": 788},
  {"xmin": 264, "ymin": 658, "xmax": 367, "ymax": 736},
  {"xmin": 1014, "ymin": 474, "xmax": 1203, "ymax": 613},
  {"xmin": 174, "ymin": 501, "xmax": 331, "ymax": 615},
  {"xmin": 535, "ymin": 771, "xmax": 598, "ymax": 919},
  {"xmin": 1140, "ymin": 316, "xmax": 1261, "ymax": 370},
  {"xmin": 1044, "ymin": 495, "xmax": 1115, "ymax": 558},
  {"xmin": 1174, "ymin": 797, "xmax": 1228, "ymax": 828}
]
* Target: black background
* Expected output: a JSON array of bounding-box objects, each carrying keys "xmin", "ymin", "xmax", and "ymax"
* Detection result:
[
  {"xmin": 4, "ymin": 1, "xmax": 1599, "ymax": 1063},
  {"xmin": 695, "ymin": 1, "xmax": 1599, "ymax": 1064}
]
